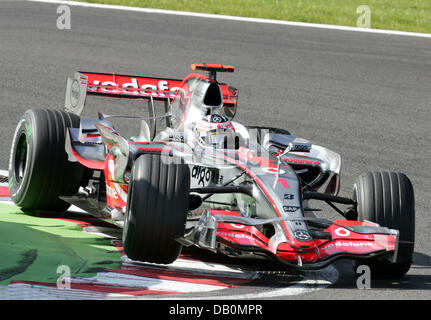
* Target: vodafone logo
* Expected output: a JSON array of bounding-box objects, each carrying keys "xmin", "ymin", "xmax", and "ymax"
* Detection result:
[
  {"xmin": 230, "ymin": 223, "xmax": 245, "ymax": 229},
  {"xmin": 284, "ymin": 157, "xmax": 320, "ymax": 166},
  {"xmin": 84, "ymin": 73, "xmax": 183, "ymax": 99},
  {"xmin": 334, "ymin": 227, "xmax": 351, "ymax": 237},
  {"xmin": 322, "ymin": 241, "xmax": 373, "ymax": 251}
]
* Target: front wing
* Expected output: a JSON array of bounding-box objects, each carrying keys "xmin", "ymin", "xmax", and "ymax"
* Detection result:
[{"xmin": 189, "ymin": 210, "xmax": 399, "ymax": 270}]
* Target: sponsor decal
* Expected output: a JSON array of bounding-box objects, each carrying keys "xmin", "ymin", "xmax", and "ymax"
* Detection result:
[
  {"xmin": 196, "ymin": 119, "xmax": 233, "ymax": 132},
  {"xmin": 86, "ymin": 76, "xmax": 181, "ymax": 99},
  {"xmin": 334, "ymin": 227, "xmax": 351, "ymax": 237},
  {"xmin": 136, "ymin": 147, "xmax": 172, "ymax": 154},
  {"xmin": 284, "ymin": 157, "xmax": 320, "ymax": 166},
  {"xmin": 283, "ymin": 206, "xmax": 300, "ymax": 213},
  {"xmin": 290, "ymin": 143, "xmax": 312, "ymax": 152},
  {"xmin": 210, "ymin": 114, "xmax": 225, "ymax": 123},
  {"xmin": 230, "ymin": 223, "xmax": 245, "ymax": 229},
  {"xmin": 293, "ymin": 230, "xmax": 312, "ymax": 241},
  {"xmin": 284, "ymin": 194, "xmax": 295, "ymax": 200},
  {"xmin": 218, "ymin": 231, "xmax": 254, "ymax": 241},
  {"xmin": 168, "ymin": 133, "xmax": 185, "ymax": 142},
  {"xmin": 322, "ymin": 241, "xmax": 373, "ymax": 251},
  {"xmin": 192, "ymin": 165, "xmax": 223, "ymax": 187}
]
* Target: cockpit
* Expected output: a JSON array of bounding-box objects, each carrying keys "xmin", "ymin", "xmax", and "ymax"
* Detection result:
[{"xmin": 166, "ymin": 72, "xmax": 242, "ymax": 149}]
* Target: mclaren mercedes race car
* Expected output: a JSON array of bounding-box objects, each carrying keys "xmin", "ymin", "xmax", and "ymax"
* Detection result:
[{"xmin": 8, "ymin": 63, "xmax": 415, "ymax": 278}]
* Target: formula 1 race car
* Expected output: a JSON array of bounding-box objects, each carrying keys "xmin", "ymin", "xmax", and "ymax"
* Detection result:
[{"xmin": 8, "ymin": 63, "xmax": 415, "ymax": 279}]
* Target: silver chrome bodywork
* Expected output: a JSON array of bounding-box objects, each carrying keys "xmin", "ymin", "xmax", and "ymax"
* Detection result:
[{"xmin": 61, "ymin": 70, "xmax": 400, "ymax": 268}]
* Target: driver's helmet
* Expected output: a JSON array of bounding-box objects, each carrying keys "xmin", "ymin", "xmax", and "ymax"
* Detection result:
[{"xmin": 195, "ymin": 113, "xmax": 235, "ymax": 148}]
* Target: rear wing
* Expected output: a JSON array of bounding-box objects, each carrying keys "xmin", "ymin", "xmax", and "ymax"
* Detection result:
[{"xmin": 64, "ymin": 71, "xmax": 239, "ymax": 117}]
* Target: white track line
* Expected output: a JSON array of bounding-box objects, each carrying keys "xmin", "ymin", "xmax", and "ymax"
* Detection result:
[
  {"xmin": 73, "ymin": 272, "xmax": 224, "ymax": 293},
  {"xmin": 27, "ymin": 0, "xmax": 431, "ymax": 39},
  {"xmin": 0, "ymin": 283, "xmax": 107, "ymax": 300},
  {"xmin": 122, "ymin": 256, "xmax": 258, "ymax": 279},
  {"xmin": 159, "ymin": 265, "xmax": 338, "ymax": 300}
]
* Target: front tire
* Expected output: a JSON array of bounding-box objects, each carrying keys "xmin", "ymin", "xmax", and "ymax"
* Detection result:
[
  {"xmin": 353, "ymin": 171, "xmax": 415, "ymax": 279},
  {"xmin": 123, "ymin": 154, "xmax": 190, "ymax": 264},
  {"xmin": 8, "ymin": 108, "xmax": 83, "ymax": 212}
]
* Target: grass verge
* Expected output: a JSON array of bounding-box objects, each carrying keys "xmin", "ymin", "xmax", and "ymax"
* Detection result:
[
  {"xmin": 0, "ymin": 204, "xmax": 121, "ymax": 285},
  {"xmin": 74, "ymin": 0, "xmax": 431, "ymax": 34}
]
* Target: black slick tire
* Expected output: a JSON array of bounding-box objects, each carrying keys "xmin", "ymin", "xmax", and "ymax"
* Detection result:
[
  {"xmin": 353, "ymin": 171, "xmax": 415, "ymax": 279},
  {"xmin": 123, "ymin": 154, "xmax": 190, "ymax": 264},
  {"xmin": 8, "ymin": 108, "xmax": 83, "ymax": 212}
]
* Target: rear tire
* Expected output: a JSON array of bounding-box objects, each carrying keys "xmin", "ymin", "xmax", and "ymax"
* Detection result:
[
  {"xmin": 123, "ymin": 154, "xmax": 190, "ymax": 264},
  {"xmin": 353, "ymin": 171, "xmax": 415, "ymax": 279},
  {"xmin": 8, "ymin": 108, "xmax": 83, "ymax": 212}
]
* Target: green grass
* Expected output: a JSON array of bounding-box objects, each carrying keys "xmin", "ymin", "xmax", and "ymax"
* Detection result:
[
  {"xmin": 75, "ymin": 0, "xmax": 431, "ymax": 34},
  {"xmin": 0, "ymin": 204, "xmax": 121, "ymax": 285}
]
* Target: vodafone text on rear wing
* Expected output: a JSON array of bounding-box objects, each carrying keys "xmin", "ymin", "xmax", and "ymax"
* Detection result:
[{"xmin": 64, "ymin": 71, "xmax": 239, "ymax": 117}]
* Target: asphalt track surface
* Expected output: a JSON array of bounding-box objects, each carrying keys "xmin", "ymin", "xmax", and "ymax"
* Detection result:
[{"xmin": 0, "ymin": 0, "xmax": 430, "ymax": 300}]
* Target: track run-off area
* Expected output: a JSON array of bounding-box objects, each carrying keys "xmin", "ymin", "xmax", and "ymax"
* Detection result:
[{"xmin": 0, "ymin": 181, "xmax": 338, "ymax": 299}]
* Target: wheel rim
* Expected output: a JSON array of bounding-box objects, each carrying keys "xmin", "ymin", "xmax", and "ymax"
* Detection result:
[{"xmin": 14, "ymin": 132, "xmax": 28, "ymax": 184}]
